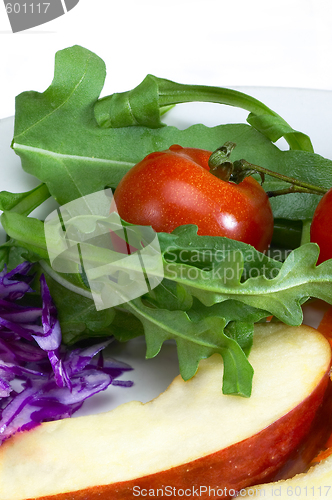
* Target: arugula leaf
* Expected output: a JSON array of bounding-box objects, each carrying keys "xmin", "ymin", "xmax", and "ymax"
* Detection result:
[
  {"xmin": 0, "ymin": 241, "xmax": 40, "ymax": 271},
  {"xmin": 164, "ymin": 241, "xmax": 332, "ymax": 326},
  {"xmin": 0, "ymin": 184, "xmax": 50, "ymax": 216},
  {"xmin": 159, "ymin": 225, "xmax": 282, "ymax": 277},
  {"xmin": 7, "ymin": 44, "xmax": 332, "ymax": 397},
  {"xmin": 107, "ymin": 309, "xmax": 145, "ymax": 343},
  {"xmin": 4, "ymin": 211, "xmax": 332, "ymax": 396},
  {"xmin": 12, "ymin": 45, "xmax": 332, "ymax": 220},
  {"xmin": 246, "ymin": 112, "xmax": 313, "ymax": 152},
  {"xmin": 4, "ymin": 201, "xmax": 332, "ymax": 396},
  {"xmin": 122, "ymin": 296, "xmax": 254, "ymax": 397},
  {"xmin": 0, "ymin": 211, "xmax": 48, "ymax": 260},
  {"xmin": 41, "ymin": 269, "xmax": 116, "ymax": 344},
  {"xmin": 146, "ymin": 279, "xmax": 193, "ymax": 311},
  {"xmin": 188, "ymin": 299, "xmax": 270, "ymax": 356},
  {"xmin": 95, "ymin": 74, "xmax": 313, "ymax": 152}
]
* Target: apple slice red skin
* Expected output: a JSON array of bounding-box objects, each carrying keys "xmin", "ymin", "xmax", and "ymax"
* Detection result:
[{"xmin": 25, "ymin": 371, "xmax": 331, "ymax": 500}]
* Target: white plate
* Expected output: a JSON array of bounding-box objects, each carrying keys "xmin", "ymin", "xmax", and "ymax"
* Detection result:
[{"xmin": 0, "ymin": 87, "xmax": 331, "ymax": 417}]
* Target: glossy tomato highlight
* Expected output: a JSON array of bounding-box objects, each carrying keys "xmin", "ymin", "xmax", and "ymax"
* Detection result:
[{"xmin": 113, "ymin": 145, "xmax": 274, "ymax": 253}]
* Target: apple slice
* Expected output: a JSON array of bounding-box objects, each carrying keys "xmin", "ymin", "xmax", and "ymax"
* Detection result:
[
  {"xmin": 241, "ymin": 453, "xmax": 332, "ymax": 499},
  {"xmin": 0, "ymin": 323, "xmax": 331, "ymax": 500}
]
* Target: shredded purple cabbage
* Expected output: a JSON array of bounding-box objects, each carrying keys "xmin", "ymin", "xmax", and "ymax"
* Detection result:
[{"xmin": 0, "ymin": 263, "xmax": 133, "ymax": 444}]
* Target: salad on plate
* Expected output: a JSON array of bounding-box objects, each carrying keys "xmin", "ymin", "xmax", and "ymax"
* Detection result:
[{"xmin": 1, "ymin": 45, "xmax": 332, "ymax": 499}]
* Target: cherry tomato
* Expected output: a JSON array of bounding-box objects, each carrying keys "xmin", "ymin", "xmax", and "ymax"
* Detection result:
[
  {"xmin": 113, "ymin": 145, "xmax": 274, "ymax": 253},
  {"xmin": 310, "ymin": 187, "xmax": 332, "ymax": 264}
]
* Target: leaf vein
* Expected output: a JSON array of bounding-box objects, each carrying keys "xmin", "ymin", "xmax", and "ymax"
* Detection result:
[
  {"xmin": 13, "ymin": 143, "xmax": 135, "ymax": 168},
  {"xmin": 14, "ymin": 55, "xmax": 93, "ymax": 141}
]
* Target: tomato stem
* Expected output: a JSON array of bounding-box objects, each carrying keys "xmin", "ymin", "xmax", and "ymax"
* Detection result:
[
  {"xmin": 208, "ymin": 142, "xmax": 236, "ymax": 181},
  {"xmin": 266, "ymin": 186, "xmax": 322, "ymax": 197},
  {"xmin": 208, "ymin": 144, "xmax": 327, "ymax": 197},
  {"xmin": 237, "ymin": 159, "xmax": 328, "ymax": 197}
]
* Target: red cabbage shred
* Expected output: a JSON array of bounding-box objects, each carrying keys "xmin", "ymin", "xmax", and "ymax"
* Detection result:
[{"xmin": 0, "ymin": 263, "xmax": 133, "ymax": 444}]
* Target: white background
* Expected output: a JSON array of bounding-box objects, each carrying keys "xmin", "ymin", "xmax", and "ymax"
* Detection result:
[{"xmin": 1, "ymin": 0, "xmax": 332, "ymax": 119}]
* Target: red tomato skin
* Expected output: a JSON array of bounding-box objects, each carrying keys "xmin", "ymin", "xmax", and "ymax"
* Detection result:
[
  {"xmin": 113, "ymin": 145, "xmax": 274, "ymax": 253},
  {"xmin": 310, "ymin": 188, "xmax": 332, "ymax": 264}
]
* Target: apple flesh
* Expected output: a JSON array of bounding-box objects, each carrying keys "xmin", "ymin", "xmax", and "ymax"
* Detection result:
[{"xmin": 0, "ymin": 323, "xmax": 331, "ymax": 500}]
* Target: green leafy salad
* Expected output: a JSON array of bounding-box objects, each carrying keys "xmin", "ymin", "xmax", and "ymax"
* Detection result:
[{"xmin": 2, "ymin": 44, "xmax": 332, "ymax": 403}]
